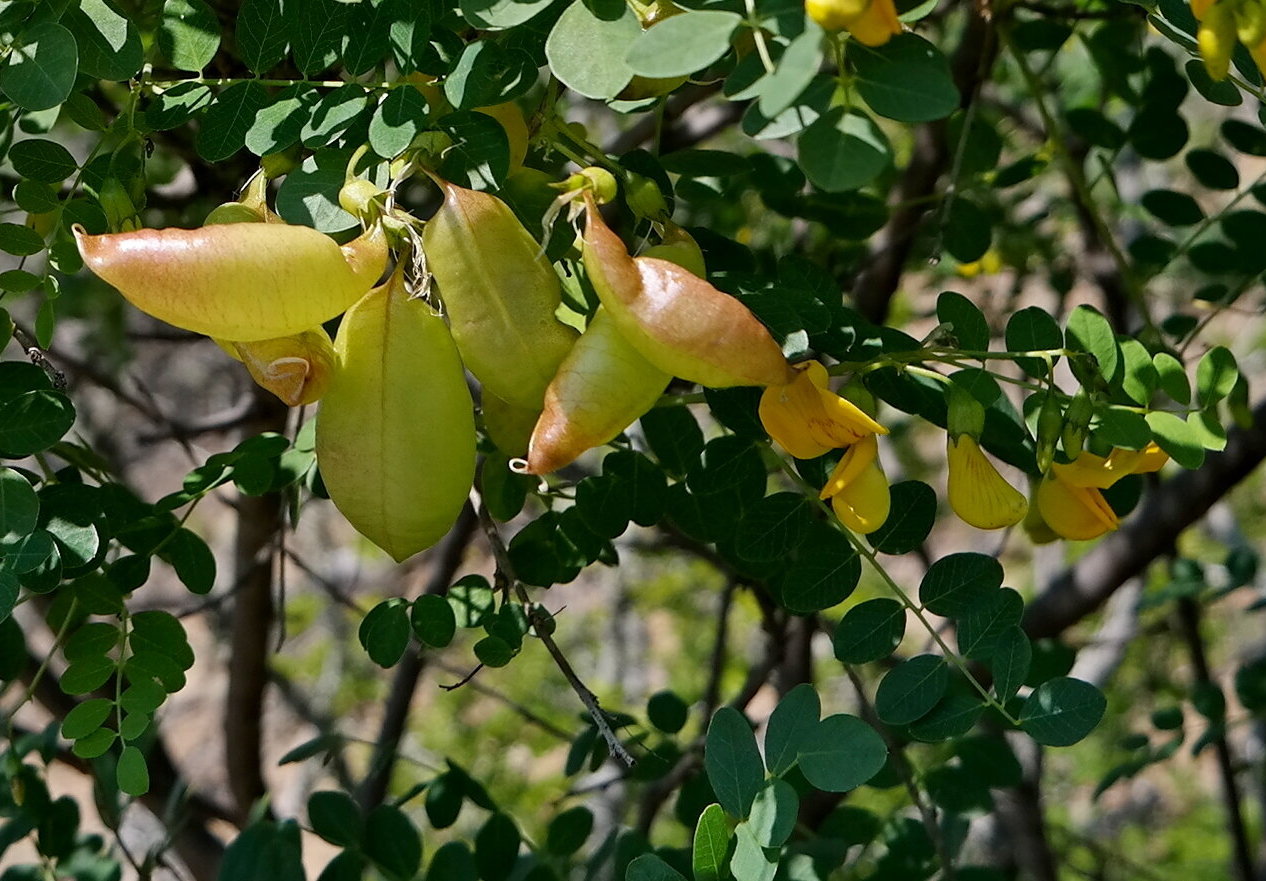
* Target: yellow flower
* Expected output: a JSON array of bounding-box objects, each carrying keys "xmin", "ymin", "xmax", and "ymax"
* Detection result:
[
  {"xmin": 759, "ymin": 361, "xmax": 887, "ymax": 459},
  {"xmin": 820, "ymin": 434, "xmax": 890, "ymax": 534},
  {"xmin": 946, "ymin": 434, "xmax": 1028, "ymax": 530},
  {"xmin": 805, "ymin": 0, "xmax": 901, "ymax": 46},
  {"xmin": 1035, "ymin": 443, "xmax": 1168, "ymax": 541}
]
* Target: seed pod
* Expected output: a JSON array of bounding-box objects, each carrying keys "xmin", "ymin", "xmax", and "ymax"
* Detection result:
[
  {"xmin": 316, "ymin": 266, "xmax": 476, "ymax": 562},
  {"xmin": 74, "ymin": 222, "xmax": 388, "ymax": 341},
  {"xmin": 643, "ymin": 223, "xmax": 705, "ymax": 277},
  {"xmin": 422, "ymin": 177, "xmax": 578, "ymax": 409},
  {"xmin": 525, "ymin": 308, "xmax": 671, "ymax": 474},
  {"xmin": 581, "ymin": 194, "xmax": 794, "ymax": 388},
  {"xmin": 228, "ymin": 329, "xmax": 336, "ymax": 406},
  {"xmin": 483, "ymin": 392, "xmax": 540, "ymax": 458}
]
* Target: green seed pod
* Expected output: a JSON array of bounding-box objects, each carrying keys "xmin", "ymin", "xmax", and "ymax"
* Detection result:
[
  {"xmin": 422, "ymin": 177, "xmax": 578, "ymax": 410},
  {"xmin": 1062, "ymin": 390, "xmax": 1093, "ymax": 459},
  {"xmin": 316, "ymin": 266, "xmax": 476, "ymax": 562},
  {"xmin": 75, "ymin": 222, "xmax": 388, "ymax": 341},
  {"xmin": 1034, "ymin": 391, "xmax": 1064, "ymax": 474}
]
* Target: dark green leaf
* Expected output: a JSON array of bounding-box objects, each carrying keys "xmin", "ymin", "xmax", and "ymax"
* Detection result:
[
  {"xmin": 875, "ymin": 655, "xmax": 948, "ymax": 725},
  {"xmin": 776, "ymin": 521, "xmax": 860, "ymax": 613},
  {"xmin": 764, "ymin": 683, "xmax": 819, "ymax": 776},
  {"xmin": 370, "ymin": 84, "xmax": 429, "ymax": 158},
  {"xmin": 705, "ymin": 706, "xmax": 764, "ymax": 818},
  {"xmin": 0, "ymin": 390, "xmax": 74, "ymax": 456},
  {"xmin": 290, "ymin": 0, "xmax": 348, "ymax": 74},
  {"xmin": 9, "ymin": 139, "xmax": 77, "ymax": 183},
  {"xmin": 647, "ymin": 690, "xmax": 689, "ymax": 734},
  {"xmin": 797, "ymin": 714, "xmax": 887, "ymax": 792},
  {"xmin": 308, "ymin": 790, "xmax": 363, "ymax": 848},
  {"xmin": 919, "ymin": 552, "xmax": 1003, "ymax": 618},
  {"xmin": 640, "ymin": 406, "xmax": 704, "ymax": 477},
  {"xmin": 0, "ymin": 467, "xmax": 39, "ymax": 544},
  {"xmin": 1145, "ymin": 410, "xmax": 1204, "ymax": 469},
  {"xmin": 117, "ymin": 745, "xmax": 149, "ymax": 796},
  {"xmin": 748, "ymin": 778, "xmax": 797, "ymax": 848},
  {"xmin": 546, "ymin": 806, "xmax": 593, "ymax": 856},
  {"xmin": 365, "ymin": 803, "xmax": 423, "ymax": 880},
  {"xmin": 159, "ymin": 0, "xmax": 221, "ymax": 71},
  {"xmin": 237, "ymin": 0, "xmax": 289, "ymax": 73},
  {"xmin": 67, "ymin": 0, "xmax": 143, "ymax": 81},
  {"xmin": 625, "ymin": 11, "xmax": 741, "ymax": 78},
  {"xmin": 798, "ymin": 107, "xmax": 891, "ymax": 192},
  {"xmin": 545, "ymin": 0, "xmax": 639, "ymax": 100},
  {"xmin": 852, "ymin": 34, "xmax": 958, "ymax": 123},
  {"xmin": 627, "ymin": 854, "xmax": 687, "ymax": 881},
  {"xmin": 61, "ymin": 697, "xmax": 113, "ymax": 740},
  {"xmin": 1019, "ymin": 677, "xmax": 1106, "ymax": 746},
  {"xmin": 1186, "ymin": 148, "xmax": 1239, "ymax": 189},
  {"xmin": 1141, "ymin": 189, "xmax": 1203, "ymax": 226},
  {"xmin": 1, "ymin": 23, "xmax": 78, "ymax": 111},
  {"xmin": 833, "ymin": 597, "xmax": 905, "ymax": 664},
  {"xmin": 411, "ymin": 593, "xmax": 457, "ymax": 648},
  {"xmin": 867, "ymin": 480, "xmax": 935, "ymax": 555},
  {"xmin": 1005, "ymin": 307, "xmax": 1063, "ymax": 377},
  {"xmin": 359, "ymin": 599, "xmax": 411, "ymax": 668},
  {"xmin": 475, "ymin": 813, "xmax": 520, "ymax": 881},
  {"xmin": 0, "ymin": 223, "xmax": 46, "ymax": 257},
  {"xmin": 692, "ymin": 803, "xmax": 730, "ymax": 881},
  {"xmin": 198, "ymin": 81, "xmax": 270, "ymax": 162}
]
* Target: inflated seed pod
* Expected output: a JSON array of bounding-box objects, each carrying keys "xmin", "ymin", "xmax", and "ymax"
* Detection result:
[
  {"xmin": 422, "ymin": 177, "xmax": 578, "ymax": 409},
  {"xmin": 580, "ymin": 194, "xmax": 794, "ymax": 388},
  {"xmin": 315, "ymin": 265, "xmax": 476, "ymax": 562},
  {"xmin": 483, "ymin": 392, "xmax": 540, "ymax": 458},
  {"xmin": 227, "ymin": 329, "xmax": 336, "ymax": 407},
  {"xmin": 74, "ymin": 222, "xmax": 388, "ymax": 341},
  {"xmin": 525, "ymin": 308, "xmax": 671, "ymax": 474}
]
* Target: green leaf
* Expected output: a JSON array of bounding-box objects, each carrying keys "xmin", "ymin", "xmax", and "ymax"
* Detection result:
[
  {"xmin": 237, "ymin": 0, "xmax": 289, "ymax": 73},
  {"xmin": 462, "ymin": 0, "xmax": 559, "ymax": 28},
  {"xmin": 1020, "ymin": 677, "xmax": 1106, "ymax": 747},
  {"xmin": 1006, "ymin": 306, "xmax": 1063, "ymax": 377},
  {"xmin": 1196, "ymin": 346, "xmax": 1237, "ymax": 407},
  {"xmin": 640, "ymin": 406, "xmax": 704, "ymax": 477},
  {"xmin": 729, "ymin": 823, "xmax": 776, "ymax": 881},
  {"xmin": 411, "ymin": 594, "xmax": 457, "ymax": 648},
  {"xmin": 545, "ymin": 0, "xmax": 640, "ymax": 100},
  {"xmin": 937, "ymin": 290, "xmax": 990, "ymax": 351},
  {"xmin": 161, "ymin": 528, "xmax": 215, "ymax": 595},
  {"xmin": 756, "ymin": 26, "xmax": 823, "ymax": 119},
  {"xmin": 627, "ymin": 854, "xmax": 687, "ymax": 881},
  {"xmin": 797, "ymin": 714, "xmax": 887, "ymax": 792},
  {"xmin": 67, "ymin": 0, "xmax": 143, "ymax": 81},
  {"xmin": 3, "ymin": 529, "xmax": 56, "ymax": 576},
  {"xmin": 1141, "ymin": 189, "xmax": 1203, "ymax": 226},
  {"xmin": 130, "ymin": 610, "xmax": 195, "ymax": 673},
  {"xmin": 992, "ymin": 626, "xmax": 1031, "ymax": 701},
  {"xmin": 1, "ymin": 22, "xmax": 78, "ymax": 111},
  {"xmin": 907, "ymin": 692, "xmax": 985, "ymax": 742},
  {"xmin": 61, "ymin": 697, "xmax": 113, "ymax": 740},
  {"xmin": 474, "ymin": 635, "xmax": 516, "ymax": 667},
  {"xmin": 764, "ymin": 683, "xmax": 820, "ymax": 775},
  {"xmin": 438, "ymin": 110, "xmax": 512, "ymax": 190},
  {"xmin": 944, "ymin": 197, "xmax": 991, "ymax": 263},
  {"xmin": 1130, "ymin": 107, "xmax": 1188, "ymax": 160},
  {"xmin": 748, "ymin": 778, "xmax": 797, "ymax": 847},
  {"xmin": 575, "ymin": 475, "xmax": 633, "ymax": 540},
  {"xmin": 625, "ymin": 11, "xmax": 741, "ymax": 78},
  {"xmin": 445, "ymin": 41, "xmax": 535, "ymax": 109},
  {"xmin": 365, "ymin": 803, "xmax": 423, "ymax": 880},
  {"xmin": 144, "ymin": 82, "xmax": 213, "ymax": 130},
  {"xmin": 1186, "ymin": 148, "xmax": 1239, "ymax": 190},
  {"xmin": 309, "ymin": 790, "xmax": 363, "ymax": 848},
  {"xmin": 1145, "ymin": 410, "xmax": 1204, "ymax": 469},
  {"xmin": 277, "ymin": 147, "xmax": 364, "ymax": 232},
  {"xmin": 956, "ymin": 587, "xmax": 1023, "ymax": 660},
  {"xmin": 0, "ymin": 390, "xmax": 75, "ymax": 456},
  {"xmin": 647, "ymin": 690, "xmax": 689, "ymax": 734},
  {"xmin": 198, "ymin": 81, "xmax": 270, "ymax": 162},
  {"xmin": 0, "ymin": 467, "xmax": 39, "ymax": 545},
  {"xmin": 475, "ymin": 813, "xmax": 520, "ymax": 881},
  {"xmin": 546, "ymin": 806, "xmax": 593, "ymax": 855},
  {"xmin": 1065, "ymin": 304, "xmax": 1120, "ymax": 387},
  {"xmin": 9, "ymin": 138, "xmax": 77, "ymax": 183},
  {"xmin": 219, "ymin": 819, "xmax": 305, "ymax": 881},
  {"xmin": 158, "ymin": 0, "xmax": 220, "ymax": 71},
  {"xmin": 1119, "ymin": 338, "xmax": 1158, "ymax": 406},
  {"xmin": 117, "ymin": 745, "xmax": 150, "ymax": 796},
  {"xmin": 1222, "ymin": 118, "xmax": 1266, "ymax": 155},
  {"xmin": 919, "ymin": 552, "xmax": 1003, "ymax": 618},
  {"xmin": 867, "ymin": 480, "xmax": 935, "ymax": 555},
  {"xmin": 1153, "ymin": 351, "xmax": 1190, "ymax": 404},
  {"xmin": 300, "ymin": 83, "xmax": 372, "ymax": 148},
  {"xmin": 776, "ymin": 521, "xmax": 860, "ymax": 613},
  {"xmin": 735, "ymin": 492, "xmax": 812, "ymax": 562},
  {"xmin": 875, "ymin": 655, "xmax": 948, "ymax": 725},
  {"xmin": 290, "ymin": 0, "xmax": 348, "ymax": 74},
  {"xmin": 692, "ymin": 804, "xmax": 731, "ymax": 881},
  {"xmin": 370, "ymin": 85, "xmax": 429, "ymax": 159},
  {"xmin": 359, "ymin": 599, "xmax": 411, "ymax": 668},
  {"xmin": 832, "ymin": 597, "xmax": 905, "ymax": 664},
  {"xmin": 427, "ymin": 842, "xmax": 477, "ymax": 881},
  {"xmin": 798, "ymin": 107, "xmax": 891, "ymax": 192},
  {"xmin": 705, "ymin": 706, "xmax": 764, "ymax": 818},
  {"xmin": 851, "ymin": 34, "xmax": 958, "ymax": 123},
  {"xmin": 245, "ymin": 84, "xmax": 314, "ymax": 156},
  {"xmin": 0, "ymin": 223, "xmax": 46, "ymax": 257},
  {"xmin": 61, "ymin": 655, "xmax": 116, "ymax": 695}
]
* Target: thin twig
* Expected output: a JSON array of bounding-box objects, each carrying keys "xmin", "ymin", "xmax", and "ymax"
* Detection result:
[{"xmin": 476, "ymin": 503, "xmax": 636, "ymax": 769}]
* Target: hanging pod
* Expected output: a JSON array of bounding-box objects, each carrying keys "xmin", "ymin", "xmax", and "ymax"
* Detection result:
[
  {"xmin": 315, "ymin": 264, "xmax": 476, "ymax": 562},
  {"xmin": 525, "ymin": 308, "xmax": 671, "ymax": 474},
  {"xmin": 74, "ymin": 222, "xmax": 388, "ymax": 342},
  {"xmin": 421, "ymin": 176, "xmax": 578, "ymax": 410},
  {"xmin": 580, "ymin": 193, "xmax": 794, "ymax": 388}
]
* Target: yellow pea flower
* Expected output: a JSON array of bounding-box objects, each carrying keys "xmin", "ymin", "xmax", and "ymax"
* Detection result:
[
  {"xmin": 1035, "ymin": 442, "xmax": 1169, "ymax": 541},
  {"xmin": 946, "ymin": 434, "xmax": 1029, "ymax": 530},
  {"xmin": 820, "ymin": 434, "xmax": 890, "ymax": 534},
  {"xmin": 759, "ymin": 361, "xmax": 888, "ymax": 459},
  {"xmin": 805, "ymin": 0, "xmax": 901, "ymax": 46}
]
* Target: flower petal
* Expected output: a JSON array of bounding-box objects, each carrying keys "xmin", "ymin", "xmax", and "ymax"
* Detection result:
[
  {"xmin": 820, "ymin": 433, "xmax": 879, "ymax": 500},
  {"xmin": 831, "ymin": 451, "xmax": 891, "ymax": 534},
  {"xmin": 1036, "ymin": 474, "xmax": 1119, "ymax": 541},
  {"xmin": 847, "ymin": 0, "xmax": 902, "ymax": 46},
  {"xmin": 947, "ymin": 435, "xmax": 1028, "ymax": 530},
  {"xmin": 761, "ymin": 361, "xmax": 887, "ymax": 459}
]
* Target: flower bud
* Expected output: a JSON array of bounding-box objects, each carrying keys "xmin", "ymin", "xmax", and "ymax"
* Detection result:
[
  {"xmin": 1061, "ymin": 390, "xmax": 1093, "ymax": 459},
  {"xmin": 1034, "ymin": 391, "xmax": 1063, "ymax": 474}
]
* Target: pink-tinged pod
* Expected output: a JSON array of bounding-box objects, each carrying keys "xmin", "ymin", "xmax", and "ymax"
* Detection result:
[
  {"xmin": 525, "ymin": 308, "xmax": 671, "ymax": 474},
  {"xmin": 581, "ymin": 195, "xmax": 795, "ymax": 388},
  {"xmin": 73, "ymin": 222, "xmax": 388, "ymax": 342},
  {"xmin": 315, "ymin": 266, "xmax": 476, "ymax": 562},
  {"xmin": 227, "ymin": 329, "xmax": 336, "ymax": 407},
  {"xmin": 421, "ymin": 177, "xmax": 578, "ymax": 410}
]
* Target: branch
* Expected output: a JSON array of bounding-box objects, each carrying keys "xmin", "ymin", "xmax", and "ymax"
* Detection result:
[
  {"xmin": 356, "ymin": 501, "xmax": 479, "ymax": 810},
  {"xmin": 1024, "ymin": 397, "xmax": 1266, "ymax": 639}
]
